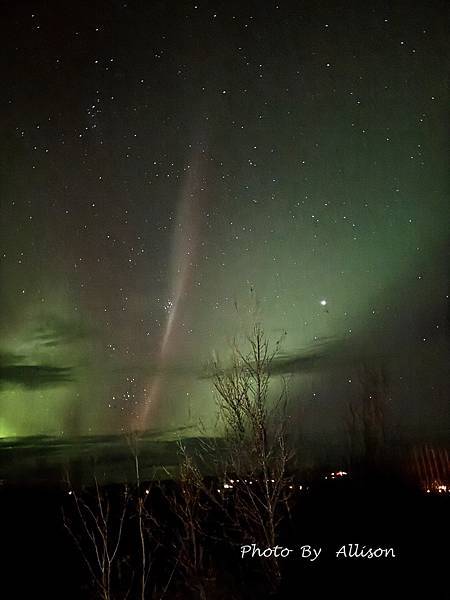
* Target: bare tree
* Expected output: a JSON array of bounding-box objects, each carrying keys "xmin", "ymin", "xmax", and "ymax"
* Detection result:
[
  {"xmin": 62, "ymin": 476, "xmax": 129, "ymax": 600},
  {"xmin": 127, "ymin": 433, "xmax": 158, "ymax": 600},
  {"xmin": 210, "ymin": 323, "xmax": 293, "ymax": 587},
  {"xmin": 62, "ymin": 324, "xmax": 293, "ymax": 598},
  {"xmin": 346, "ymin": 363, "xmax": 389, "ymax": 470},
  {"xmin": 160, "ymin": 441, "xmax": 211, "ymax": 600},
  {"xmin": 63, "ymin": 437, "xmax": 161, "ymax": 600}
]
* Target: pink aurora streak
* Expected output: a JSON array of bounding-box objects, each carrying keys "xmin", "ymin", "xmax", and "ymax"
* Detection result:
[{"xmin": 134, "ymin": 152, "xmax": 204, "ymax": 430}]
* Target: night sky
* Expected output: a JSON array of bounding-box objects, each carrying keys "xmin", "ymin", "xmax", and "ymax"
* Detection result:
[{"xmin": 0, "ymin": 1, "xmax": 448, "ymax": 445}]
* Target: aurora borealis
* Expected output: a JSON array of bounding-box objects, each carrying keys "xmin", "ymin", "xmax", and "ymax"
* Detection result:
[{"xmin": 0, "ymin": 1, "xmax": 448, "ymax": 444}]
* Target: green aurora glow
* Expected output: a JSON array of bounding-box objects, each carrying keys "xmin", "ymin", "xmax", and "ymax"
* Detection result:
[{"xmin": 0, "ymin": 1, "xmax": 448, "ymax": 443}]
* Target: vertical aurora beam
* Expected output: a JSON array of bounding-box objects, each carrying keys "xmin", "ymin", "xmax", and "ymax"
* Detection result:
[{"xmin": 135, "ymin": 150, "xmax": 205, "ymax": 430}]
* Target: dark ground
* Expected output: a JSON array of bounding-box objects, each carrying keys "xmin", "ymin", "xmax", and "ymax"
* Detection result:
[{"xmin": 1, "ymin": 473, "xmax": 447, "ymax": 599}]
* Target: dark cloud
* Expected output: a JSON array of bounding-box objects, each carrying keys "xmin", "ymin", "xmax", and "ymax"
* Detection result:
[{"xmin": 0, "ymin": 353, "xmax": 73, "ymax": 389}]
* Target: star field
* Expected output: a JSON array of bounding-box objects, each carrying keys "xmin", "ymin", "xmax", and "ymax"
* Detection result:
[{"xmin": 0, "ymin": 0, "xmax": 448, "ymax": 442}]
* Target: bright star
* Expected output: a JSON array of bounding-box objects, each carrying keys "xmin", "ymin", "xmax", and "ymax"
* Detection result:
[{"xmin": 320, "ymin": 299, "xmax": 327, "ymax": 306}]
